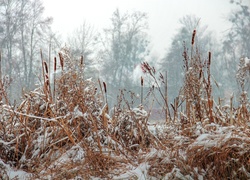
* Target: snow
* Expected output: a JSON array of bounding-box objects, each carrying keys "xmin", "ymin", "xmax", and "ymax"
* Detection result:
[
  {"xmin": 0, "ymin": 160, "xmax": 31, "ymax": 179},
  {"xmin": 244, "ymin": 57, "xmax": 250, "ymax": 67},
  {"xmin": 1, "ymin": 119, "xmax": 250, "ymax": 179},
  {"xmin": 114, "ymin": 163, "xmax": 150, "ymax": 180}
]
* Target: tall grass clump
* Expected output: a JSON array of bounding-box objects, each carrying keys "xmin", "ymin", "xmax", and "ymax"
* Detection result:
[
  {"xmin": 0, "ymin": 47, "xmax": 162, "ymax": 179},
  {"xmin": 0, "ymin": 29, "xmax": 250, "ymax": 179}
]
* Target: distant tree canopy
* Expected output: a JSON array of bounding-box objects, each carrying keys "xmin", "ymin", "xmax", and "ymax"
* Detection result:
[
  {"xmin": 221, "ymin": 0, "xmax": 250, "ymax": 94},
  {"xmin": 224, "ymin": 0, "xmax": 250, "ymax": 58},
  {"xmin": 100, "ymin": 9, "xmax": 150, "ymax": 89},
  {"xmin": 160, "ymin": 15, "xmax": 216, "ymax": 101},
  {"xmin": 67, "ymin": 21, "xmax": 99, "ymax": 79},
  {"xmin": 0, "ymin": 0, "xmax": 58, "ymax": 102}
]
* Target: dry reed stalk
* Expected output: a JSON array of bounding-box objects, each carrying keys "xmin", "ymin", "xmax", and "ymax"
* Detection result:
[
  {"xmin": 164, "ymin": 71, "xmax": 169, "ymax": 123},
  {"xmin": 230, "ymin": 94, "xmax": 233, "ymax": 125},
  {"xmin": 90, "ymin": 113, "xmax": 103, "ymax": 154},
  {"xmin": 53, "ymin": 57, "xmax": 56, "ymax": 102},
  {"xmin": 40, "ymin": 52, "xmax": 51, "ymax": 101},
  {"xmin": 102, "ymin": 104, "xmax": 108, "ymax": 130},
  {"xmin": 0, "ymin": 79, "xmax": 9, "ymax": 105},
  {"xmin": 0, "ymin": 50, "xmax": 1, "ymax": 83},
  {"xmin": 141, "ymin": 76, "xmax": 143, "ymax": 105},
  {"xmin": 207, "ymin": 52, "xmax": 214, "ymax": 123},
  {"xmin": 98, "ymin": 78, "xmax": 105, "ymax": 104},
  {"xmin": 40, "ymin": 50, "xmax": 46, "ymax": 89},
  {"xmin": 58, "ymin": 119, "xmax": 76, "ymax": 145},
  {"xmin": 59, "ymin": 52, "xmax": 64, "ymax": 71},
  {"xmin": 141, "ymin": 62, "xmax": 172, "ymax": 121}
]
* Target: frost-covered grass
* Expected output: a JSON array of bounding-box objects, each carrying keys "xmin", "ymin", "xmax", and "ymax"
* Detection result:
[{"xmin": 0, "ymin": 47, "xmax": 250, "ymax": 179}]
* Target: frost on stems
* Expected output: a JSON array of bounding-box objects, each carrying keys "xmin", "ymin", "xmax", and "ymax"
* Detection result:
[
  {"xmin": 182, "ymin": 31, "xmax": 214, "ymax": 123},
  {"xmin": 236, "ymin": 57, "xmax": 250, "ymax": 119},
  {"xmin": 140, "ymin": 62, "xmax": 172, "ymax": 122}
]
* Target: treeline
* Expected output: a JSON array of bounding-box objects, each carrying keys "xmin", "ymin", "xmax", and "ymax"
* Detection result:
[
  {"xmin": 0, "ymin": 0, "xmax": 249, "ymax": 109},
  {"xmin": 0, "ymin": 0, "xmax": 59, "ymax": 101}
]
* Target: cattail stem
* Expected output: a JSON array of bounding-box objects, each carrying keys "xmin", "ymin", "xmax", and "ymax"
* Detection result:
[
  {"xmin": 0, "ymin": 50, "xmax": 1, "ymax": 82},
  {"xmin": 207, "ymin": 51, "xmax": 213, "ymax": 123},
  {"xmin": 230, "ymin": 94, "xmax": 233, "ymax": 125},
  {"xmin": 49, "ymin": 41, "xmax": 51, "ymax": 77},
  {"xmin": 0, "ymin": 51, "xmax": 4, "ymax": 104},
  {"xmin": 40, "ymin": 49, "xmax": 46, "ymax": 87},
  {"xmin": 98, "ymin": 78, "xmax": 105, "ymax": 103},
  {"xmin": 103, "ymin": 82, "xmax": 108, "ymax": 111},
  {"xmin": 141, "ymin": 76, "xmax": 143, "ymax": 104},
  {"xmin": 164, "ymin": 71, "xmax": 169, "ymax": 123},
  {"xmin": 59, "ymin": 52, "xmax": 64, "ymax": 71},
  {"xmin": 40, "ymin": 49, "xmax": 49, "ymax": 100},
  {"xmin": 53, "ymin": 57, "xmax": 56, "ymax": 102}
]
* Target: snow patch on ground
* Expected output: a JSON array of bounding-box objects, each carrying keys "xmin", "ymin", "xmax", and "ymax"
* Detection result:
[{"xmin": 0, "ymin": 159, "xmax": 31, "ymax": 179}]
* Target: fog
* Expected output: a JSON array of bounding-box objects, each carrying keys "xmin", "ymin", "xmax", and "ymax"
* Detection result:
[
  {"xmin": 43, "ymin": 0, "xmax": 235, "ymax": 56},
  {"xmin": 0, "ymin": 0, "xmax": 249, "ymax": 109},
  {"xmin": 0, "ymin": 1, "xmax": 250, "ymax": 178}
]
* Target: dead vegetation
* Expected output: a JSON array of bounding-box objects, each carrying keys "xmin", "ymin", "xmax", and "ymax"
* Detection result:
[{"xmin": 0, "ymin": 31, "xmax": 249, "ymax": 179}]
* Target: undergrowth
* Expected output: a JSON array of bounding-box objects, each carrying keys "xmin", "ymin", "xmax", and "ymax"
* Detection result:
[{"xmin": 0, "ymin": 30, "xmax": 249, "ymax": 179}]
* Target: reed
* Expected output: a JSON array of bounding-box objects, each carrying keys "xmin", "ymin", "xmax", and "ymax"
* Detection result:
[{"xmin": 0, "ymin": 29, "xmax": 249, "ymax": 179}]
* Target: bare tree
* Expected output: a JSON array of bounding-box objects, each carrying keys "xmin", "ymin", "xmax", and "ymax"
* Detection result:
[
  {"xmin": 67, "ymin": 21, "xmax": 97, "ymax": 60},
  {"xmin": 222, "ymin": 0, "xmax": 250, "ymax": 94},
  {"xmin": 101, "ymin": 9, "xmax": 150, "ymax": 89},
  {"xmin": 21, "ymin": 0, "xmax": 53, "ymax": 89},
  {"xmin": 67, "ymin": 21, "xmax": 99, "ymax": 79},
  {"xmin": 160, "ymin": 15, "xmax": 217, "ymax": 101},
  {"xmin": 0, "ymin": 0, "xmax": 22, "ymax": 80},
  {"xmin": 0, "ymin": 0, "xmax": 54, "ymax": 101}
]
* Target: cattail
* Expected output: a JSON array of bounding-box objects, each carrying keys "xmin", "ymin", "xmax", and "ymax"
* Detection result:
[
  {"xmin": 54, "ymin": 57, "xmax": 57, "ymax": 72},
  {"xmin": 103, "ymin": 82, "xmax": 108, "ymax": 105},
  {"xmin": 45, "ymin": 74, "xmax": 49, "ymax": 80},
  {"xmin": 141, "ymin": 76, "xmax": 144, "ymax": 104},
  {"xmin": 59, "ymin": 52, "xmax": 64, "ymax": 70},
  {"xmin": 103, "ymin": 82, "xmax": 107, "ymax": 94},
  {"xmin": 44, "ymin": 61, "xmax": 48, "ymax": 74},
  {"xmin": 191, "ymin": 29, "xmax": 196, "ymax": 45},
  {"xmin": 46, "ymin": 79, "xmax": 50, "ymax": 86},
  {"xmin": 199, "ymin": 69, "xmax": 202, "ymax": 79},
  {"xmin": 208, "ymin": 51, "xmax": 211, "ymax": 65},
  {"xmin": 80, "ymin": 55, "xmax": 84, "ymax": 66}
]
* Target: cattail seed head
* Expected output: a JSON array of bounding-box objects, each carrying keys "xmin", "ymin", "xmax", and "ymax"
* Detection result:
[
  {"xmin": 45, "ymin": 74, "xmax": 49, "ymax": 80},
  {"xmin": 44, "ymin": 61, "xmax": 48, "ymax": 74},
  {"xmin": 80, "ymin": 55, "xmax": 84, "ymax": 66},
  {"xmin": 59, "ymin": 52, "xmax": 64, "ymax": 70},
  {"xmin": 54, "ymin": 57, "xmax": 57, "ymax": 72},
  {"xmin": 103, "ymin": 82, "xmax": 107, "ymax": 93},
  {"xmin": 208, "ymin": 52, "xmax": 211, "ymax": 65},
  {"xmin": 192, "ymin": 29, "xmax": 196, "ymax": 45},
  {"xmin": 141, "ymin": 76, "xmax": 143, "ymax": 86}
]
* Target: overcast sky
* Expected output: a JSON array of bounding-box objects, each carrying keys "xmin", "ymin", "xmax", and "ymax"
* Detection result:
[{"xmin": 42, "ymin": 0, "xmax": 248, "ymax": 56}]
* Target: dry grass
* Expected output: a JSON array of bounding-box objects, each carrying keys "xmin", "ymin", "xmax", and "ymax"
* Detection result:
[
  {"xmin": 187, "ymin": 131, "xmax": 250, "ymax": 179},
  {"xmin": 0, "ymin": 32, "xmax": 249, "ymax": 179}
]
